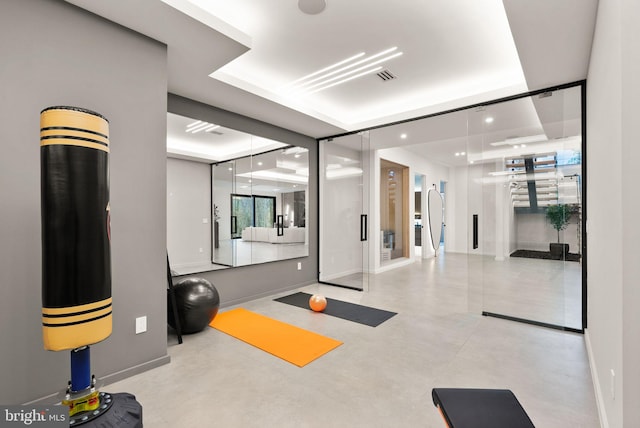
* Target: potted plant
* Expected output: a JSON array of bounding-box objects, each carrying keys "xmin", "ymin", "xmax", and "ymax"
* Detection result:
[{"xmin": 545, "ymin": 204, "xmax": 572, "ymax": 259}]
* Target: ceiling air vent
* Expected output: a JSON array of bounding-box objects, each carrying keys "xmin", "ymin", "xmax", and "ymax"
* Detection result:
[{"xmin": 376, "ymin": 70, "xmax": 396, "ymax": 81}]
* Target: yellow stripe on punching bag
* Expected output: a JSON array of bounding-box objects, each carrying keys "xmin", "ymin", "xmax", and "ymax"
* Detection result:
[{"xmin": 40, "ymin": 106, "xmax": 112, "ymax": 351}]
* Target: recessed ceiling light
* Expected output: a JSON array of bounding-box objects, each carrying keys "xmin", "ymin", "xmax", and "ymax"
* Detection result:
[
  {"xmin": 186, "ymin": 120, "xmax": 218, "ymax": 134},
  {"xmin": 299, "ymin": 47, "xmax": 398, "ymax": 88},
  {"xmin": 485, "ymin": 117, "xmax": 494, "ymax": 124},
  {"xmin": 400, "ymin": 133, "xmax": 407, "ymax": 139},
  {"xmin": 307, "ymin": 67, "xmax": 384, "ymax": 94},
  {"xmin": 470, "ymin": 161, "xmax": 475, "ymax": 164},
  {"xmin": 286, "ymin": 47, "xmax": 403, "ymax": 95},
  {"xmin": 285, "ymin": 52, "xmax": 365, "ymax": 89},
  {"xmin": 202, "ymin": 124, "xmax": 220, "ymax": 133},
  {"xmin": 455, "ymin": 152, "xmax": 460, "ymax": 156},
  {"xmin": 461, "ymin": 151, "xmax": 466, "ymax": 155},
  {"xmin": 257, "ymin": 161, "xmax": 263, "ymax": 166}
]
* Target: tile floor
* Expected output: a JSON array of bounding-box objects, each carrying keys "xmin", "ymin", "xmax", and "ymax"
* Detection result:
[{"xmin": 107, "ymin": 252, "xmax": 599, "ymax": 427}]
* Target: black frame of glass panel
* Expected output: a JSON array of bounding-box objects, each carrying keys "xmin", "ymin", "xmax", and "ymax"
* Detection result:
[
  {"xmin": 316, "ymin": 80, "xmax": 588, "ymax": 333},
  {"xmin": 315, "ymin": 137, "xmax": 368, "ymax": 292}
]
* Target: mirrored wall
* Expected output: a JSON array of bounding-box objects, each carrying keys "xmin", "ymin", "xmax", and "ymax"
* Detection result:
[{"xmin": 167, "ymin": 112, "xmax": 309, "ymax": 274}]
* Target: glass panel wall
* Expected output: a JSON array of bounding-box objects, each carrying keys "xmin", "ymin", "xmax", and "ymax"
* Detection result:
[
  {"xmin": 319, "ymin": 133, "xmax": 370, "ymax": 291},
  {"xmin": 319, "ymin": 82, "xmax": 584, "ymax": 331},
  {"xmin": 467, "ymin": 85, "xmax": 582, "ymax": 330}
]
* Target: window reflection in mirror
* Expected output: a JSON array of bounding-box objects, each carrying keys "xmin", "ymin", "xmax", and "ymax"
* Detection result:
[{"xmin": 166, "ymin": 113, "xmax": 309, "ymax": 274}]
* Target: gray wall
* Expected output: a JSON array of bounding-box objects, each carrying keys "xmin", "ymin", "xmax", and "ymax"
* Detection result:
[
  {"xmin": 167, "ymin": 158, "xmax": 212, "ymax": 270},
  {"xmin": 0, "ymin": 0, "xmax": 169, "ymax": 404},
  {"xmin": 168, "ymin": 95, "xmax": 319, "ymax": 306},
  {"xmin": 515, "ymin": 213, "xmax": 579, "ymax": 252},
  {"xmin": 586, "ymin": 0, "xmax": 640, "ymax": 426}
]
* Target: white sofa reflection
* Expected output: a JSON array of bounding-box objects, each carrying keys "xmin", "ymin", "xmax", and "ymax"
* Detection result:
[{"xmin": 241, "ymin": 226, "xmax": 305, "ymax": 244}]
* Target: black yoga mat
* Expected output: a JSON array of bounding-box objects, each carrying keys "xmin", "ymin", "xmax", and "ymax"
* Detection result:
[{"xmin": 274, "ymin": 292, "xmax": 397, "ymax": 327}]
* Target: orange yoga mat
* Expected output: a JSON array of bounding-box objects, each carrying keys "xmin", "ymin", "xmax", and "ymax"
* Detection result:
[{"xmin": 210, "ymin": 308, "xmax": 342, "ymax": 367}]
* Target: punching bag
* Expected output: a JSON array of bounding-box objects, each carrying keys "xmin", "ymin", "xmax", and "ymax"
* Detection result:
[{"xmin": 40, "ymin": 106, "xmax": 112, "ymax": 352}]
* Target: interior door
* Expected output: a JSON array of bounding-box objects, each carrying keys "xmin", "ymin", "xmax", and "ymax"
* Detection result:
[
  {"xmin": 319, "ymin": 132, "xmax": 370, "ymax": 291},
  {"xmin": 467, "ymin": 86, "xmax": 584, "ymax": 331}
]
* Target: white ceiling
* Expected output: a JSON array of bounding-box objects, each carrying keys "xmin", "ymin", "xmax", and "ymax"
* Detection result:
[
  {"xmin": 366, "ymin": 84, "xmax": 583, "ymax": 167},
  {"xmin": 64, "ymin": 0, "xmax": 598, "ymax": 140},
  {"xmin": 167, "ymin": 112, "xmax": 287, "ymax": 163},
  {"xmin": 196, "ymin": 0, "xmax": 528, "ymax": 131},
  {"xmin": 63, "ymin": 0, "xmax": 594, "ymax": 176}
]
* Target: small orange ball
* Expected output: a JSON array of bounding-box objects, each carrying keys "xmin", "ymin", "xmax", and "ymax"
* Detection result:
[{"xmin": 309, "ymin": 294, "xmax": 327, "ymax": 312}]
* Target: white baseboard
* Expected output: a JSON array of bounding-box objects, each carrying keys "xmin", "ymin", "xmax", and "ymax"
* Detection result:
[
  {"xmin": 221, "ymin": 279, "xmax": 317, "ymax": 308},
  {"xmin": 320, "ymin": 268, "xmax": 361, "ymax": 282},
  {"xmin": 172, "ymin": 260, "xmax": 211, "ymax": 269},
  {"xmin": 24, "ymin": 354, "xmax": 171, "ymax": 405},
  {"xmin": 585, "ymin": 328, "xmax": 609, "ymax": 428},
  {"xmin": 374, "ymin": 257, "xmax": 414, "ymax": 274}
]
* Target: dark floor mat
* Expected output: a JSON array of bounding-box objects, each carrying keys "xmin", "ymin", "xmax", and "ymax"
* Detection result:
[
  {"xmin": 274, "ymin": 292, "xmax": 397, "ymax": 327},
  {"xmin": 510, "ymin": 249, "xmax": 581, "ymax": 262}
]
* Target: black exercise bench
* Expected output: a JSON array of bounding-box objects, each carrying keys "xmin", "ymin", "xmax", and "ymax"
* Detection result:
[{"xmin": 432, "ymin": 388, "xmax": 535, "ymax": 427}]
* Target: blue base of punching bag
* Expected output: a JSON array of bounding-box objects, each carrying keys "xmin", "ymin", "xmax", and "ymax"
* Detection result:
[
  {"xmin": 65, "ymin": 347, "xmax": 142, "ymax": 427},
  {"xmin": 71, "ymin": 347, "xmax": 92, "ymax": 392}
]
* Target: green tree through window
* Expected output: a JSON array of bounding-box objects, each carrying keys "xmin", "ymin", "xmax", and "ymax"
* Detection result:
[
  {"xmin": 254, "ymin": 196, "xmax": 275, "ymax": 227},
  {"xmin": 231, "ymin": 194, "xmax": 276, "ymax": 238}
]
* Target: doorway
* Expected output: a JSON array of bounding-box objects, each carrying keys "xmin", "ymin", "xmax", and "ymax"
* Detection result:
[
  {"xmin": 319, "ymin": 132, "xmax": 370, "ymax": 291},
  {"xmin": 380, "ymin": 159, "xmax": 409, "ymax": 263}
]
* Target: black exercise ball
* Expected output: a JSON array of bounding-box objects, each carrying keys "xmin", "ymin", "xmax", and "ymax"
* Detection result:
[{"xmin": 168, "ymin": 277, "xmax": 220, "ymax": 334}]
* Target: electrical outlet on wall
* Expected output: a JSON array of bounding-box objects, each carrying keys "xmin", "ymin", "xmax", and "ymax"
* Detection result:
[
  {"xmin": 135, "ymin": 316, "xmax": 147, "ymax": 334},
  {"xmin": 297, "ymin": 262, "xmax": 302, "ymax": 270}
]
